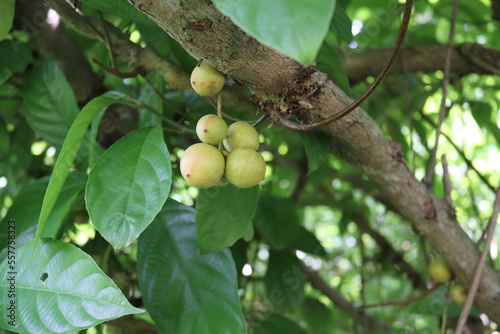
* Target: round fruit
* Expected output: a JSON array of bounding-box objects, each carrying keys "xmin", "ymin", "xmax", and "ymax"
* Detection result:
[
  {"xmin": 180, "ymin": 143, "xmax": 225, "ymax": 188},
  {"xmin": 190, "ymin": 62, "xmax": 225, "ymax": 96},
  {"xmin": 223, "ymin": 122, "xmax": 260, "ymax": 152},
  {"xmin": 448, "ymin": 285, "xmax": 467, "ymax": 305},
  {"xmin": 196, "ymin": 114, "xmax": 228, "ymax": 145},
  {"xmin": 428, "ymin": 259, "xmax": 452, "ymax": 283},
  {"xmin": 225, "ymin": 148, "xmax": 266, "ymax": 188}
]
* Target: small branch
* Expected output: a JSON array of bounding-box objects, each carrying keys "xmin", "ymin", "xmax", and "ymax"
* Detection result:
[
  {"xmin": 298, "ymin": 260, "xmax": 389, "ymax": 331},
  {"xmin": 98, "ymin": 10, "xmax": 117, "ymax": 70},
  {"xmin": 92, "ymin": 58, "xmax": 139, "ymax": 78},
  {"xmin": 425, "ymin": 0, "xmax": 460, "ymax": 184},
  {"xmin": 217, "ymin": 91, "xmax": 223, "ymax": 117},
  {"xmin": 420, "ymin": 113, "xmax": 496, "ymax": 193},
  {"xmin": 360, "ymin": 284, "xmax": 441, "ymax": 309},
  {"xmin": 273, "ymin": 0, "xmax": 414, "ymax": 131},
  {"xmin": 354, "ymin": 214, "xmax": 426, "ymax": 289},
  {"xmin": 441, "ymin": 154, "xmax": 456, "ymax": 219},
  {"xmin": 455, "ymin": 187, "xmax": 500, "ymax": 333},
  {"xmin": 142, "ymin": 75, "xmax": 184, "ymax": 116}
]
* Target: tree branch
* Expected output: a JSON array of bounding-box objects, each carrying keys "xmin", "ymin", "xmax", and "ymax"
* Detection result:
[
  {"xmin": 125, "ymin": 0, "xmax": 500, "ymax": 322},
  {"xmin": 340, "ymin": 43, "xmax": 500, "ymax": 84},
  {"xmin": 19, "ymin": 0, "xmax": 103, "ymax": 102},
  {"xmin": 298, "ymin": 260, "xmax": 388, "ymax": 331},
  {"xmin": 44, "ymin": 0, "xmax": 257, "ymax": 114}
]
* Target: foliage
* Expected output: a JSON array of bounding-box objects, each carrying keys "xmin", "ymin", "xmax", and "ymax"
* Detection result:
[{"xmin": 0, "ymin": 0, "xmax": 499, "ymax": 333}]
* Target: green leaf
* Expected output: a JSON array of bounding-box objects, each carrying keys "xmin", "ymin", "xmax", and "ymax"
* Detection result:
[
  {"xmin": 0, "ymin": 40, "xmax": 32, "ymax": 86},
  {"xmin": 330, "ymin": 4, "xmax": 353, "ymax": 44},
  {"xmin": 470, "ymin": 101, "xmax": 500, "ymax": 146},
  {"xmin": 22, "ymin": 55, "xmax": 80, "ymax": 148},
  {"xmin": 85, "ymin": 126, "xmax": 171, "ymax": 249},
  {"xmin": 264, "ymin": 250, "xmax": 306, "ymax": 312},
  {"xmin": 0, "ymin": 0, "xmax": 14, "ymax": 41},
  {"xmin": 137, "ymin": 200, "xmax": 247, "ymax": 334},
  {"xmin": 301, "ymin": 297, "xmax": 332, "ymax": 331},
  {"xmin": 316, "ymin": 42, "xmax": 351, "ymax": 94},
  {"xmin": 196, "ymin": 185, "xmax": 259, "ymax": 254},
  {"xmin": 212, "ymin": 0, "xmax": 336, "ymax": 65},
  {"xmin": 299, "ymin": 130, "xmax": 332, "ymax": 175},
  {"xmin": 289, "ymin": 226, "xmax": 328, "ymax": 258},
  {"xmin": 0, "ymin": 239, "xmax": 143, "ymax": 333},
  {"xmin": 0, "ymin": 173, "xmax": 87, "ymax": 259},
  {"xmin": 254, "ymin": 313, "xmax": 307, "ymax": 334},
  {"xmin": 34, "ymin": 92, "xmax": 124, "ymax": 244},
  {"xmin": 80, "ymin": 0, "xmax": 153, "ymax": 25},
  {"xmin": 253, "ymin": 195, "xmax": 301, "ymax": 249}
]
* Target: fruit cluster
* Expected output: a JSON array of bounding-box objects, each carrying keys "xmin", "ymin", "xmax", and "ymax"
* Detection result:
[{"xmin": 180, "ymin": 61, "xmax": 266, "ymax": 189}]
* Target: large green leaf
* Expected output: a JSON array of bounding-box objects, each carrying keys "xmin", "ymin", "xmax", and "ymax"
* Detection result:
[
  {"xmin": 0, "ymin": 40, "xmax": 32, "ymax": 86},
  {"xmin": 212, "ymin": 0, "xmax": 336, "ymax": 65},
  {"xmin": 80, "ymin": 0, "xmax": 152, "ymax": 25},
  {"xmin": 22, "ymin": 55, "xmax": 80, "ymax": 148},
  {"xmin": 0, "ymin": 0, "xmax": 14, "ymax": 41},
  {"xmin": 301, "ymin": 297, "xmax": 333, "ymax": 331},
  {"xmin": 196, "ymin": 185, "xmax": 259, "ymax": 254},
  {"xmin": 289, "ymin": 226, "xmax": 328, "ymax": 258},
  {"xmin": 470, "ymin": 101, "xmax": 500, "ymax": 146},
  {"xmin": 137, "ymin": 200, "xmax": 247, "ymax": 334},
  {"xmin": 264, "ymin": 250, "xmax": 306, "ymax": 312},
  {"xmin": 254, "ymin": 313, "xmax": 307, "ymax": 334},
  {"xmin": 299, "ymin": 130, "xmax": 332, "ymax": 174},
  {"xmin": 253, "ymin": 194, "xmax": 301, "ymax": 249},
  {"xmin": 316, "ymin": 42, "xmax": 351, "ymax": 94},
  {"xmin": 85, "ymin": 126, "xmax": 171, "ymax": 249},
  {"xmin": 34, "ymin": 92, "xmax": 124, "ymax": 244},
  {"xmin": 330, "ymin": 4, "xmax": 353, "ymax": 44},
  {"xmin": 0, "ymin": 172, "xmax": 87, "ymax": 260},
  {"xmin": 0, "ymin": 239, "xmax": 143, "ymax": 333}
]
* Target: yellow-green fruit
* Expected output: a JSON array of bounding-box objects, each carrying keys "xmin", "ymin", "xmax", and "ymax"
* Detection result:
[
  {"xmin": 180, "ymin": 143, "xmax": 225, "ymax": 188},
  {"xmin": 215, "ymin": 151, "xmax": 230, "ymax": 186},
  {"xmin": 226, "ymin": 148, "xmax": 266, "ymax": 188},
  {"xmin": 223, "ymin": 122, "xmax": 259, "ymax": 152},
  {"xmin": 190, "ymin": 62, "xmax": 225, "ymax": 96},
  {"xmin": 196, "ymin": 114, "xmax": 228, "ymax": 145},
  {"xmin": 448, "ymin": 285, "xmax": 467, "ymax": 305},
  {"xmin": 428, "ymin": 259, "xmax": 452, "ymax": 283}
]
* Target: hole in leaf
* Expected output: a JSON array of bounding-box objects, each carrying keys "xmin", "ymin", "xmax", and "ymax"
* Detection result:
[{"xmin": 40, "ymin": 272, "xmax": 48, "ymax": 283}]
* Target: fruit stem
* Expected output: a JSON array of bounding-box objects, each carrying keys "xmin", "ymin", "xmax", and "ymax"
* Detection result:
[{"xmin": 217, "ymin": 91, "xmax": 223, "ymax": 118}]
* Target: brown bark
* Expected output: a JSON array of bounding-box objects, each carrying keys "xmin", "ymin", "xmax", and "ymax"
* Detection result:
[
  {"xmin": 127, "ymin": 0, "xmax": 500, "ymax": 322},
  {"xmin": 46, "ymin": 0, "xmax": 500, "ymax": 323},
  {"xmin": 341, "ymin": 43, "xmax": 500, "ymax": 84}
]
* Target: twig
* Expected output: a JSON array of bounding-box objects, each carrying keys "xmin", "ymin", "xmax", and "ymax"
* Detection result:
[
  {"xmin": 298, "ymin": 260, "xmax": 388, "ymax": 331},
  {"xmin": 455, "ymin": 186, "xmax": 500, "ymax": 333},
  {"xmin": 442, "ymin": 154, "xmax": 454, "ymax": 210},
  {"xmin": 420, "ymin": 113, "xmax": 496, "ymax": 193},
  {"xmin": 216, "ymin": 91, "xmax": 223, "ymax": 118},
  {"xmin": 273, "ymin": 0, "xmax": 414, "ymax": 131},
  {"xmin": 359, "ymin": 232, "xmax": 368, "ymax": 333},
  {"xmin": 441, "ymin": 302, "xmax": 448, "ymax": 334},
  {"xmin": 142, "ymin": 75, "xmax": 184, "ymax": 116},
  {"xmin": 92, "ymin": 58, "xmax": 139, "ymax": 78},
  {"xmin": 98, "ymin": 10, "xmax": 117, "ymax": 70},
  {"xmin": 360, "ymin": 284, "xmax": 441, "ymax": 309},
  {"xmin": 425, "ymin": 0, "xmax": 460, "ymax": 184}
]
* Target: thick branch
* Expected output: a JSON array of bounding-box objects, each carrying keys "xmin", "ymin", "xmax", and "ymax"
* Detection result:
[
  {"xmin": 341, "ymin": 44, "xmax": 500, "ymax": 84},
  {"xmin": 127, "ymin": 0, "xmax": 500, "ymax": 322},
  {"xmin": 44, "ymin": 0, "xmax": 257, "ymax": 113}
]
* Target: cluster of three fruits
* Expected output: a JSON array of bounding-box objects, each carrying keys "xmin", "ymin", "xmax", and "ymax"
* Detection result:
[{"xmin": 181, "ymin": 116, "xmax": 266, "ymax": 189}]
